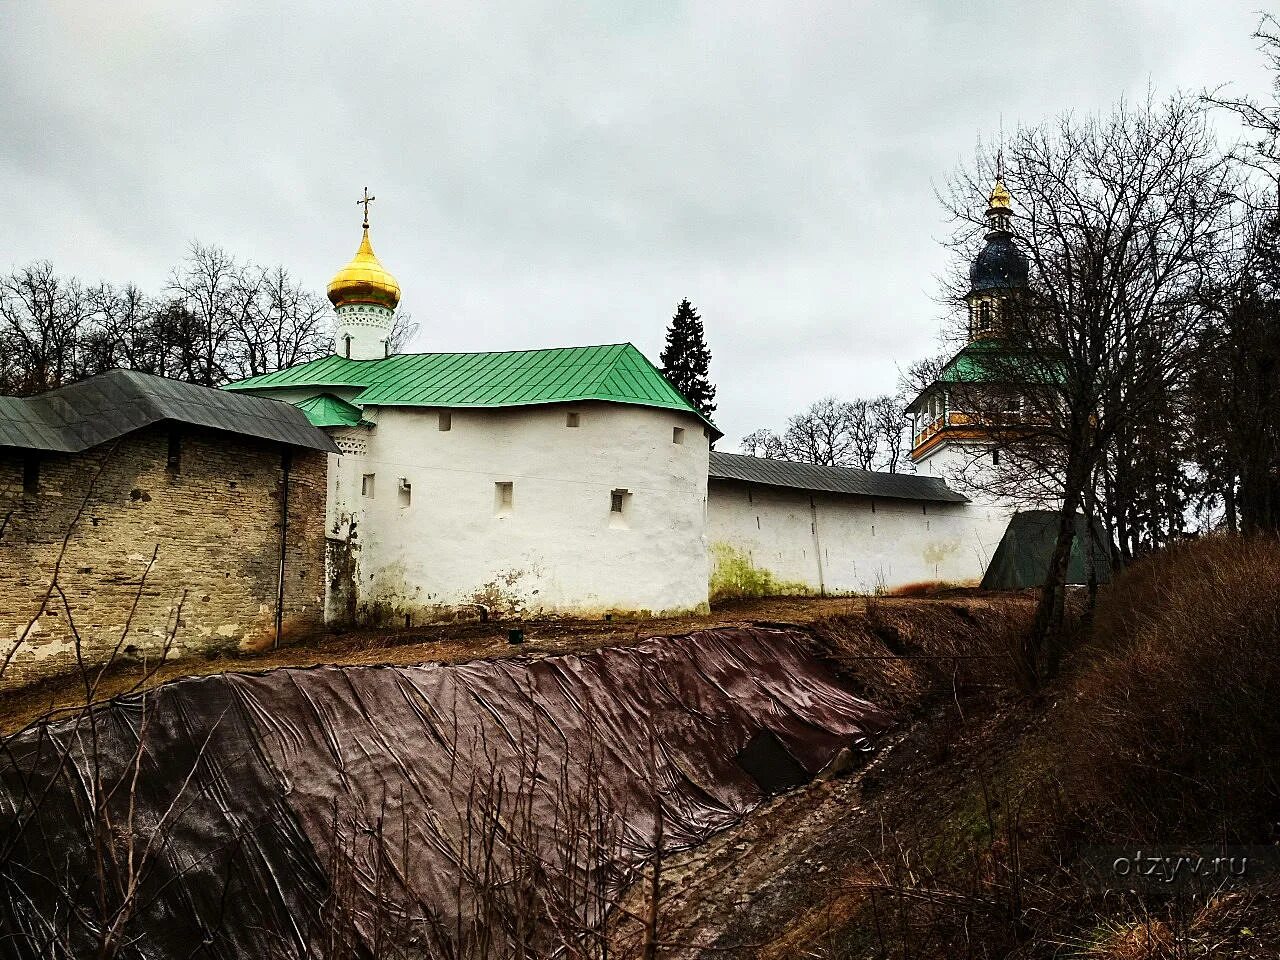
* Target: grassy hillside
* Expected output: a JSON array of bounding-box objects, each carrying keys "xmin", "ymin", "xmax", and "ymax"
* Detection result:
[{"xmin": 637, "ymin": 536, "xmax": 1280, "ymax": 958}]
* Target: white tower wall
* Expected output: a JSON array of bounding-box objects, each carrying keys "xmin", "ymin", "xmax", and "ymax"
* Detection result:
[
  {"xmin": 324, "ymin": 401, "xmax": 711, "ymax": 623},
  {"xmin": 334, "ymin": 303, "xmax": 393, "ymax": 361}
]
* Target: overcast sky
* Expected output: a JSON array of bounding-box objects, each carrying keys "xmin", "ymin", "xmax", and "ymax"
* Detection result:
[{"xmin": 1, "ymin": 1, "xmax": 1274, "ymax": 447}]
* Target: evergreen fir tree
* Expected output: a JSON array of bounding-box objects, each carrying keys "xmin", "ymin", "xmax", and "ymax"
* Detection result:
[{"xmin": 659, "ymin": 298, "xmax": 717, "ymax": 418}]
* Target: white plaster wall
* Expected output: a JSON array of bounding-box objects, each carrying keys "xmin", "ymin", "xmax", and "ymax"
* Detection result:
[
  {"xmin": 331, "ymin": 401, "xmax": 710, "ymax": 622},
  {"xmin": 915, "ymin": 440, "xmax": 1060, "ymax": 512},
  {"xmin": 914, "ymin": 442, "xmax": 1006, "ymax": 505},
  {"xmin": 706, "ymin": 479, "xmax": 1012, "ymax": 594},
  {"xmin": 333, "ymin": 304, "xmax": 393, "ymax": 360}
]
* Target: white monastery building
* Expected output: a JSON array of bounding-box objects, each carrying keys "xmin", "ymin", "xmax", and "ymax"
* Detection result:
[{"xmin": 227, "ymin": 184, "xmax": 1031, "ymax": 623}]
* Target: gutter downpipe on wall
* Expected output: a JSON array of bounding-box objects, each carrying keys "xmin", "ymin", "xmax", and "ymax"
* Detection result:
[
  {"xmin": 275, "ymin": 449, "xmax": 293, "ymax": 650},
  {"xmin": 809, "ymin": 495, "xmax": 826, "ymax": 596}
]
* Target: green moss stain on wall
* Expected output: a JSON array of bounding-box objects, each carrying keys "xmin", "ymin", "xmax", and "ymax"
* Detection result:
[{"xmin": 709, "ymin": 542, "xmax": 812, "ymax": 602}]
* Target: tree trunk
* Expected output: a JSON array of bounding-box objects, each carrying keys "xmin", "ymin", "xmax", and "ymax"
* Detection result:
[
  {"xmin": 1084, "ymin": 480, "xmax": 1100, "ymax": 613},
  {"xmin": 1023, "ymin": 456, "xmax": 1088, "ymax": 688}
]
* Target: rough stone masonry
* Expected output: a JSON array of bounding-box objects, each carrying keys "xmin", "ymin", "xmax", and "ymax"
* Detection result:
[{"xmin": 0, "ymin": 425, "xmax": 327, "ymax": 689}]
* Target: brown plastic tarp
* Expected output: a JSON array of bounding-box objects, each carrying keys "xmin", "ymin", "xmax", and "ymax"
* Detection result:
[{"xmin": 0, "ymin": 626, "xmax": 888, "ymax": 959}]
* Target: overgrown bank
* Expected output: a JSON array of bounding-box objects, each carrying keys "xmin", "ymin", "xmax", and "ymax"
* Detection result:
[{"xmin": 633, "ymin": 536, "xmax": 1280, "ymax": 958}]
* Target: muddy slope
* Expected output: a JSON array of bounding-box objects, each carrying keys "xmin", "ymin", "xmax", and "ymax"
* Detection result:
[{"xmin": 0, "ymin": 626, "xmax": 887, "ymax": 960}]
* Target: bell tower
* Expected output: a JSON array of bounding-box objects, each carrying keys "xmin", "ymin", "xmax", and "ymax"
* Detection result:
[
  {"xmin": 327, "ymin": 187, "xmax": 402, "ymax": 361},
  {"xmin": 906, "ymin": 176, "xmax": 1030, "ymax": 478}
]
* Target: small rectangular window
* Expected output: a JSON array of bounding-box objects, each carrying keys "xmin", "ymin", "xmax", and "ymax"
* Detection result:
[
  {"xmin": 22, "ymin": 455, "xmax": 39, "ymax": 495},
  {"xmin": 166, "ymin": 431, "xmax": 182, "ymax": 474},
  {"xmin": 993, "ymin": 448, "xmax": 1001, "ymax": 465},
  {"xmin": 566, "ymin": 411, "xmax": 580, "ymax": 427},
  {"xmin": 362, "ymin": 473, "xmax": 375, "ymax": 498},
  {"xmin": 495, "ymin": 481, "xmax": 514, "ymax": 514},
  {"xmin": 609, "ymin": 487, "xmax": 631, "ymax": 528},
  {"xmin": 438, "ymin": 411, "xmax": 452, "ymax": 431},
  {"xmin": 672, "ymin": 427, "xmax": 685, "ymax": 444},
  {"xmin": 398, "ymin": 478, "xmax": 411, "ymax": 507}
]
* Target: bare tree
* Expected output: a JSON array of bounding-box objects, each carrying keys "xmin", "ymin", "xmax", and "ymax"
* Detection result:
[
  {"xmin": 389, "ymin": 309, "xmax": 418, "ymax": 355},
  {"xmin": 225, "ymin": 264, "xmax": 332, "ymax": 379},
  {"xmin": 1205, "ymin": 14, "xmax": 1280, "ymax": 177},
  {"xmin": 740, "ymin": 428, "xmax": 788, "ymax": 460},
  {"xmin": 743, "ymin": 394, "xmax": 910, "ymax": 473},
  {"xmin": 0, "ymin": 245, "xmax": 337, "ymax": 397},
  {"xmin": 0, "ymin": 262, "xmax": 92, "ymax": 394},
  {"xmin": 871, "ymin": 394, "xmax": 909, "ymax": 473},
  {"xmin": 844, "ymin": 399, "xmax": 879, "ymax": 470},
  {"xmin": 1187, "ymin": 209, "xmax": 1280, "ymax": 534},
  {"xmin": 779, "ymin": 397, "xmax": 860, "ymax": 466},
  {"xmin": 164, "ymin": 243, "xmax": 242, "ymax": 385},
  {"xmin": 939, "ymin": 93, "xmax": 1237, "ymax": 683}
]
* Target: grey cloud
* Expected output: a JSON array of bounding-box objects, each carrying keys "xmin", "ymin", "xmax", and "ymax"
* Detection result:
[{"xmin": 0, "ymin": 0, "xmax": 1271, "ymax": 445}]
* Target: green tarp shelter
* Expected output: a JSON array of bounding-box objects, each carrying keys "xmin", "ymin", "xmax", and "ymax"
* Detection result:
[{"xmin": 980, "ymin": 510, "xmax": 1113, "ymax": 590}]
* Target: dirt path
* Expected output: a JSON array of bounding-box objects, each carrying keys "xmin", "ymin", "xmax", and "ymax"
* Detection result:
[
  {"xmin": 0, "ymin": 595, "xmax": 879, "ymax": 735},
  {"xmin": 608, "ymin": 698, "xmax": 1030, "ymax": 958}
]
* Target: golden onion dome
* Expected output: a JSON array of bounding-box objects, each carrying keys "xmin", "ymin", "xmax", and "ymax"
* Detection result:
[
  {"xmin": 988, "ymin": 177, "xmax": 1013, "ymax": 212},
  {"xmin": 327, "ymin": 228, "xmax": 401, "ymax": 310}
]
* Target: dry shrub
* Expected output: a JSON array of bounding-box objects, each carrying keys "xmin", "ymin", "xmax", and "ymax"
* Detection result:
[
  {"xmin": 812, "ymin": 597, "xmax": 1033, "ymax": 711},
  {"xmin": 885, "ymin": 580, "xmax": 952, "ymax": 598},
  {"xmin": 1073, "ymin": 883, "xmax": 1280, "ymax": 960},
  {"xmin": 1060, "ymin": 534, "xmax": 1280, "ymax": 843}
]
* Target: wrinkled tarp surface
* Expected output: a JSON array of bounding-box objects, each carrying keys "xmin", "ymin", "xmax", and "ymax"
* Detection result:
[
  {"xmin": 0, "ymin": 627, "xmax": 887, "ymax": 959},
  {"xmin": 980, "ymin": 509, "xmax": 1114, "ymax": 590}
]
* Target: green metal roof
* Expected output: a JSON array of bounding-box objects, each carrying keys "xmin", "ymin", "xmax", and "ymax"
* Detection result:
[
  {"xmin": 936, "ymin": 340, "xmax": 1011, "ymax": 383},
  {"xmin": 225, "ymin": 343, "xmax": 718, "ymax": 435},
  {"xmin": 906, "ymin": 340, "xmax": 1047, "ymax": 412},
  {"xmin": 295, "ymin": 393, "xmax": 365, "ymax": 428}
]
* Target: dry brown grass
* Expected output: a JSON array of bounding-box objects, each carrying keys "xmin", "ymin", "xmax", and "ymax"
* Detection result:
[
  {"xmin": 812, "ymin": 594, "xmax": 1033, "ymax": 711},
  {"xmin": 886, "ymin": 579, "xmax": 968, "ymax": 597},
  {"xmin": 1059, "ymin": 534, "xmax": 1280, "ymax": 844}
]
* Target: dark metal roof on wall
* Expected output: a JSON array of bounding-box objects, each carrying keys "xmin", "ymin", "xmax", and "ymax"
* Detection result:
[
  {"xmin": 708, "ymin": 451, "xmax": 969, "ymax": 503},
  {"xmin": 0, "ymin": 370, "xmax": 339, "ymax": 454}
]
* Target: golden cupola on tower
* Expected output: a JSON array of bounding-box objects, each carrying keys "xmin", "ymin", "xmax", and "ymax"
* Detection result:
[
  {"xmin": 987, "ymin": 177, "xmax": 1013, "ymax": 213},
  {"xmin": 326, "ymin": 227, "xmax": 401, "ymax": 311}
]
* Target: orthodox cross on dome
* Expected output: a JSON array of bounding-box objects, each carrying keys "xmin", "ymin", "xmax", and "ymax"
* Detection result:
[{"xmin": 357, "ymin": 187, "xmax": 376, "ymax": 229}]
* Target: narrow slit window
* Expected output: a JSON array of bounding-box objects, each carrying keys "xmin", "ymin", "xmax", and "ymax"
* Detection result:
[
  {"xmin": 22, "ymin": 455, "xmax": 39, "ymax": 495},
  {"xmin": 495, "ymin": 481, "xmax": 514, "ymax": 514},
  {"xmin": 978, "ymin": 300, "xmax": 993, "ymax": 332},
  {"xmin": 166, "ymin": 431, "xmax": 182, "ymax": 475},
  {"xmin": 993, "ymin": 448, "xmax": 1001, "ymax": 465},
  {"xmin": 438, "ymin": 411, "xmax": 452, "ymax": 431},
  {"xmin": 609, "ymin": 487, "xmax": 633, "ymax": 517},
  {"xmin": 672, "ymin": 426, "xmax": 685, "ymax": 444},
  {"xmin": 398, "ymin": 478, "xmax": 411, "ymax": 508},
  {"xmin": 361, "ymin": 473, "xmax": 375, "ymax": 498},
  {"xmin": 566, "ymin": 411, "xmax": 580, "ymax": 428}
]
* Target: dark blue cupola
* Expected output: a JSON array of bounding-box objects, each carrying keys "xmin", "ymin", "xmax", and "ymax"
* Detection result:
[
  {"xmin": 966, "ymin": 178, "xmax": 1028, "ymax": 339},
  {"xmin": 968, "ymin": 178, "xmax": 1028, "ymax": 292}
]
